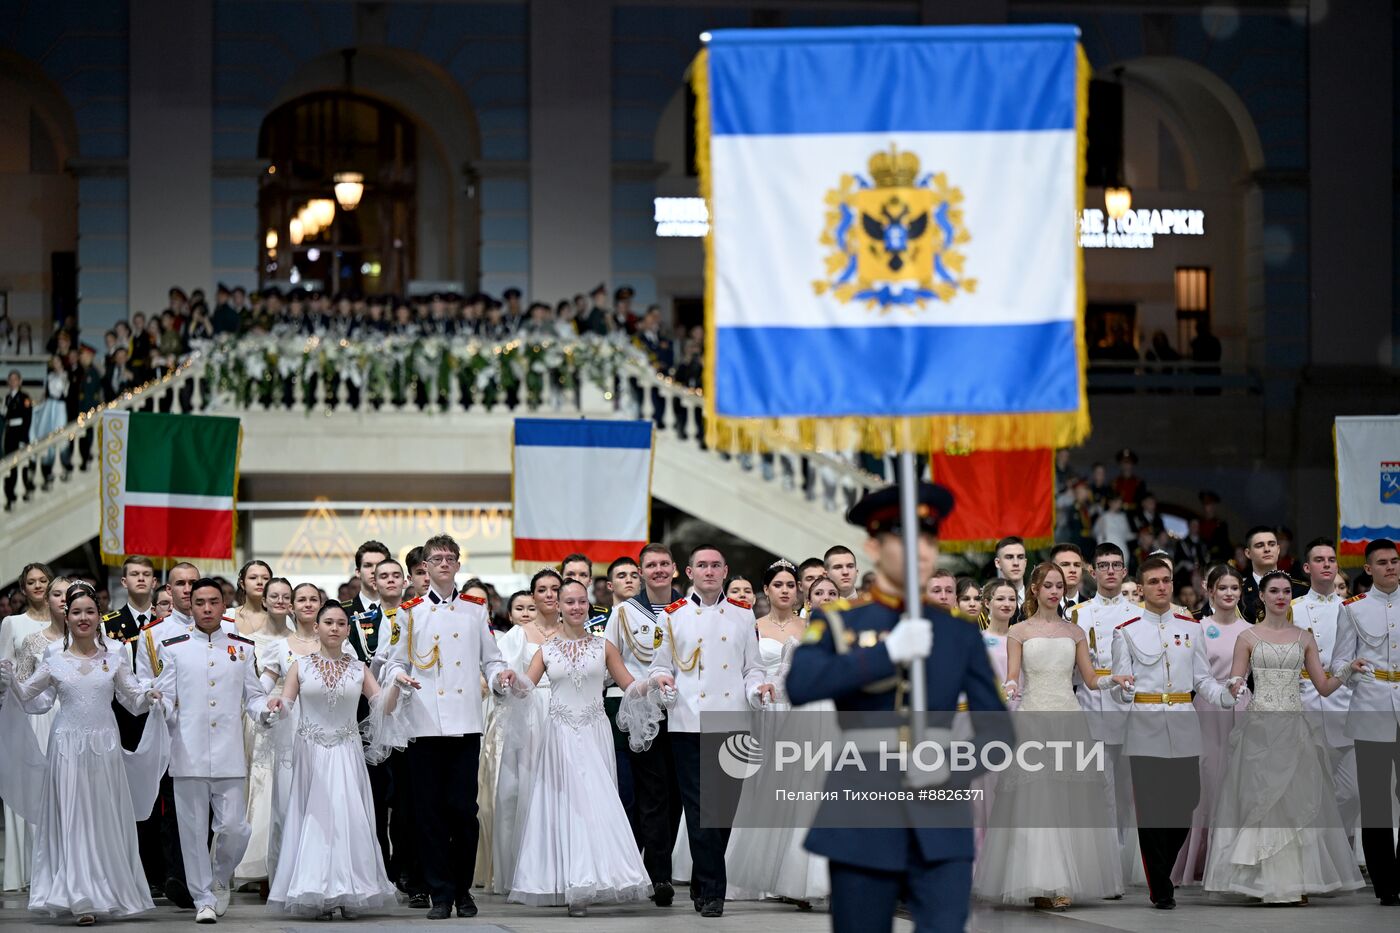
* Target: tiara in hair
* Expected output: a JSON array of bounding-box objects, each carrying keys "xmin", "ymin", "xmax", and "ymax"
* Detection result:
[{"xmin": 768, "ymin": 559, "xmax": 797, "ymax": 571}]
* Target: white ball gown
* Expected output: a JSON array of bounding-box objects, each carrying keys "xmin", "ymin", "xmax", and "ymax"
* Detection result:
[
  {"xmin": 0, "ymin": 647, "xmax": 169, "ymax": 918},
  {"xmin": 490, "ymin": 626, "xmax": 551, "ymax": 894},
  {"xmin": 0, "ymin": 610, "xmax": 48, "ymax": 892},
  {"xmin": 1202, "ymin": 632, "xmax": 1363, "ymax": 902},
  {"xmin": 725, "ymin": 635, "xmax": 831, "ymax": 902},
  {"xmin": 972, "ymin": 627, "xmax": 1124, "ymax": 903},
  {"xmin": 266, "ymin": 652, "xmax": 403, "ymax": 914},
  {"xmin": 233, "ymin": 630, "xmax": 289, "ymax": 885},
  {"xmin": 506, "ymin": 634, "xmax": 652, "ymax": 908}
]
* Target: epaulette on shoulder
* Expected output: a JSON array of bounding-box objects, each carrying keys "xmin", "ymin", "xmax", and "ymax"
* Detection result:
[
  {"xmin": 1174, "ymin": 613, "xmax": 1198, "ymax": 622},
  {"xmin": 221, "ymin": 614, "xmax": 235, "ymax": 623},
  {"xmin": 141, "ymin": 616, "xmax": 162, "ymax": 631},
  {"xmin": 727, "ymin": 597, "xmax": 751, "ymax": 610},
  {"xmin": 950, "ymin": 607, "xmax": 978, "ymax": 624},
  {"xmin": 664, "ymin": 597, "xmax": 688, "ymax": 614},
  {"xmin": 340, "ymin": 599, "xmax": 354, "ymax": 609},
  {"xmin": 1116, "ymin": 616, "xmax": 1140, "ymax": 630},
  {"xmin": 228, "ymin": 632, "xmax": 255, "ymax": 646},
  {"xmin": 834, "ymin": 596, "xmax": 868, "ymax": 611},
  {"xmin": 459, "ymin": 592, "xmax": 486, "ymax": 605},
  {"xmin": 1291, "ymin": 594, "xmax": 1306, "ymax": 605},
  {"xmin": 102, "ymin": 610, "xmax": 122, "ymax": 622},
  {"xmin": 400, "ymin": 596, "xmax": 424, "ymax": 610},
  {"xmin": 162, "ymin": 633, "xmax": 189, "ymax": 647},
  {"xmin": 1343, "ymin": 593, "xmax": 1365, "ymax": 605}
]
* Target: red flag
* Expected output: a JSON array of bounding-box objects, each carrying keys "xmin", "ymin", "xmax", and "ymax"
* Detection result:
[{"xmin": 929, "ymin": 448, "xmax": 1056, "ymax": 551}]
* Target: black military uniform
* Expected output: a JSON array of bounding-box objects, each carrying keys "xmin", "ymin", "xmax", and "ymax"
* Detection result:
[
  {"xmin": 3, "ymin": 383, "xmax": 34, "ymax": 507},
  {"xmin": 786, "ymin": 483, "xmax": 1011, "ymax": 933},
  {"xmin": 1238, "ymin": 568, "xmax": 1308, "ymax": 624}
]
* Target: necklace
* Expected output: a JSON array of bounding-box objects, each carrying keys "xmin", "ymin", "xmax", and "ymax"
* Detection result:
[{"xmin": 770, "ymin": 614, "xmax": 798, "ymax": 631}]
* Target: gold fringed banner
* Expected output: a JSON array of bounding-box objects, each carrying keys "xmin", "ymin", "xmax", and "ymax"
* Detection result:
[{"xmin": 695, "ymin": 33, "xmax": 1092, "ymax": 457}]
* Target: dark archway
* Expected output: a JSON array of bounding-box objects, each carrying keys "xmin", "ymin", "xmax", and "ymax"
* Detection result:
[{"xmin": 258, "ymin": 91, "xmax": 417, "ymax": 295}]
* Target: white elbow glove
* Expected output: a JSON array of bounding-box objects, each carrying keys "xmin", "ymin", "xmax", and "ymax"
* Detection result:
[{"xmin": 884, "ymin": 618, "xmax": 932, "ymax": 665}]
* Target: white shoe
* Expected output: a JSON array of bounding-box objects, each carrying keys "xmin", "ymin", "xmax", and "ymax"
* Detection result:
[
  {"xmin": 212, "ymin": 881, "xmax": 230, "ymax": 917},
  {"xmin": 195, "ymin": 906, "xmax": 217, "ymax": 923}
]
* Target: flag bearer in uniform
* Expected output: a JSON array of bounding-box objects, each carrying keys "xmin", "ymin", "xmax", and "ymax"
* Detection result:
[
  {"xmin": 380, "ymin": 534, "xmax": 516, "ymax": 920},
  {"xmin": 785, "ymin": 483, "xmax": 1008, "ymax": 933},
  {"xmin": 1330, "ymin": 538, "xmax": 1400, "ymax": 906},
  {"xmin": 155, "ymin": 579, "xmax": 269, "ymax": 923},
  {"xmin": 1109, "ymin": 557, "xmax": 1237, "ymax": 910},
  {"xmin": 649, "ymin": 544, "xmax": 776, "ymax": 918}
]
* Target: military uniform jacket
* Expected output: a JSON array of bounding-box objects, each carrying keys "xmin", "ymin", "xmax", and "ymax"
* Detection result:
[
  {"xmin": 1110, "ymin": 609, "xmax": 1233, "ymax": 758},
  {"xmin": 380, "ymin": 589, "xmax": 506, "ymax": 739},
  {"xmin": 2, "ymin": 389, "xmax": 32, "ymax": 448},
  {"xmin": 603, "ymin": 596, "xmax": 661, "ymax": 698},
  {"xmin": 135, "ymin": 612, "xmax": 233, "ymax": 682},
  {"xmin": 1331, "ymin": 587, "xmax": 1400, "ymax": 742},
  {"xmin": 1070, "ymin": 593, "xmax": 1137, "ymax": 744},
  {"xmin": 155, "ymin": 627, "xmax": 268, "ymax": 778},
  {"xmin": 1294, "ymin": 589, "xmax": 1352, "ymax": 747},
  {"xmin": 368, "ymin": 604, "xmax": 400, "ymax": 680},
  {"xmin": 785, "ymin": 589, "xmax": 1010, "ymax": 870},
  {"xmin": 344, "ymin": 594, "xmax": 384, "ymax": 663},
  {"xmin": 648, "ymin": 591, "xmax": 765, "ymax": 733},
  {"xmin": 102, "ymin": 604, "xmax": 157, "ymax": 673}
]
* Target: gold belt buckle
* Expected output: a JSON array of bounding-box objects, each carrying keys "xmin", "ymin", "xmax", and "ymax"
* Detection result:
[{"xmin": 1160, "ymin": 692, "xmax": 1170, "ymax": 705}]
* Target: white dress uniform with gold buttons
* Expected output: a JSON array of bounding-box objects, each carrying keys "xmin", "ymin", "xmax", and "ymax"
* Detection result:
[
  {"xmin": 648, "ymin": 591, "xmax": 766, "ymax": 733},
  {"xmin": 603, "ymin": 597, "xmax": 660, "ymax": 699},
  {"xmin": 1071, "ymin": 594, "xmax": 1136, "ymax": 744},
  {"xmin": 1110, "ymin": 609, "xmax": 1234, "ymax": 757},
  {"xmin": 1331, "ymin": 587, "xmax": 1400, "ymax": 742},
  {"xmin": 1295, "ymin": 590, "xmax": 1353, "ymax": 747},
  {"xmin": 156, "ymin": 625, "xmax": 267, "ymax": 777},
  {"xmin": 381, "ymin": 589, "xmax": 507, "ymax": 738}
]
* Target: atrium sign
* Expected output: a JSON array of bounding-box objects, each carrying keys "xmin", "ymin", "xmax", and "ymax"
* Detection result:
[{"xmin": 1078, "ymin": 207, "xmax": 1205, "ymax": 249}]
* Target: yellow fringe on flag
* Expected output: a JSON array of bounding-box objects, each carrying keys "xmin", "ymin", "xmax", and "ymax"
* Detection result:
[{"xmin": 693, "ymin": 44, "xmax": 1094, "ymax": 457}]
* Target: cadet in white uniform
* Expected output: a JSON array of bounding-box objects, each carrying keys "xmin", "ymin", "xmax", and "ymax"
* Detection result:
[
  {"xmin": 1109, "ymin": 557, "xmax": 1235, "ymax": 910},
  {"xmin": 1293, "ymin": 537, "xmax": 1359, "ymax": 844},
  {"xmin": 379, "ymin": 534, "xmax": 513, "ymax": 920},
  {"xmin": 1071, "ymin": 543, "xmax": 1138, "ymax": 881},
  {"xmin": 154, "ymin": 579, "xmax": 268, "ymax": 923},
  {"xmin": 1330, "ymin": 537, "xmax": 1400, "ymax": 906},
  {"xmin": 650, "ymin": 544, "xmax": 774, "ymax": 918}
]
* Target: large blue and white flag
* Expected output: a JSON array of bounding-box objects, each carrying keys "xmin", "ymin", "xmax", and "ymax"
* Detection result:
[{"xmin": 696, "ymin": 25, "xmax": 1089, "ymax": 452}]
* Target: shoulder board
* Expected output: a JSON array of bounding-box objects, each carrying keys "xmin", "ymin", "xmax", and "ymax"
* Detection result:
[
  {"xmin": 1291, "ymin": 595, "xmax": 1305, "ymax": 605},
  {"xmin": 727, "ymin": 597, "xmax": 751, "ymax": 610},
  {"xmin": 221, "ymin": 614, "xmax": 235, "ymax": 623},
  {"xmin": 400, "ymin": 596, "xmax": 424, "ymax": 610},
  {"xmin": 228, "ymin": 632, "xmax": 255, "ymax": 646},
  {"xmin": 1343, "ymin": 593, "xmax": 1365, "ymax": 605},
  {"xmin": 664, "ymin": 597, "xmax": 688, "ymax": 614},
  {"xmin": 162, "ymin": 634, "xmax": 189, "ymax": 647},
  {"xmin": 1174, "ymin": 613, "xmax": 1198, "ymax": 623},
  {"xmin": 1116, "ymin": 617, "xmax": 1140, "ymax": 630},
  {"xmin": 459, "ymin": 592, "xmax": 486, "ymax": 605},
  {"xmin": 340, "ymin": 599, "xmax": 354, "ymax": 609},
  {"xmin": 141, "ymin": 616, "xmax": 162, "ymax": 631},
  {"xmin": 950, "ymin": 608, "xmax": 977, "ymax": 624},
  {"xmin": 102, "ymin": 610, "xmax": 122, "ymax": 622}
]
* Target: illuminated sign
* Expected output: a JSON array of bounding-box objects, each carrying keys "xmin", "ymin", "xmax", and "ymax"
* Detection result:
[
  {"xmin": 1078, "ymin": 208, "xmax": 1205, "ymax": 249},
  {"xmin": 654, "ymin": 197, "xmax": 710, "ymax": 237}
]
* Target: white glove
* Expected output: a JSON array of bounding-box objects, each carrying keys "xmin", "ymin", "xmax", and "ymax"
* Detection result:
[
  {"xmin": 884, "ymin": 618, "xmax": 933, "ymax": 664},
  {"xmin": 1218, "ymin": 686, "xmax": 1237, "ymax": 709},
  {"xmin": 1119, "ymin": 678, "xmax": 1136, "ymax": 700}
]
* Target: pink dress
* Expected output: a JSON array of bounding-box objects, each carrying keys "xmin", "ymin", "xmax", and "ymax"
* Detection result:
[
  {"xmin": 972, "ymin": 630, "xmax": 1013, "ymax": 854},
  {"xmin": 1172, "ymin": 613, "xmax": 1251, "ymax": 884}
]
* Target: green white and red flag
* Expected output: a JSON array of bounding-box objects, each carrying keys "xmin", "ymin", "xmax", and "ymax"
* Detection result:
[{"xmin": 98, "ymin": 412, "xmax": 241, "ymax": 564}]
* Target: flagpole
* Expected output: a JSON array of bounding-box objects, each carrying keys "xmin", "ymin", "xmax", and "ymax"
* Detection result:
[{"xmin": 897, "ymin": 451, "xmax": 927, "ymax": 736}]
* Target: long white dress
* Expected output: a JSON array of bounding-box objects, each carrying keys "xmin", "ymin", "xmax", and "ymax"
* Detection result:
[
  {"xmin": 0, "ymin": 610, "xmax": 47, "ymax": 891},
  {"xmin": 507, "ymin": 635, "xmax": 652, "ymax": 908},
  {"xmin": 266, "ymin": 653, "xmax": 400, "ymax": 914},
  {"xmin": 0, "ymin": 647, "xmax": 168, "ymax": 918},
  {"xmin": 973, "ymin": 627, "xmax": 1124, "ymax": 903},
  {"xmin": 234, "ymin": 631, "xmax": 291, "ymax": 885},
  {"xmin": 1202, "ymin": 632, "xmax": 1364, "ymax": 901},
  {"xmin": 726, "ymin": 635, "xmax": 831, "ymax": 902},
  {"xmin": 490, "ymin": 626, "xmax": 551, "ymax": 895}
]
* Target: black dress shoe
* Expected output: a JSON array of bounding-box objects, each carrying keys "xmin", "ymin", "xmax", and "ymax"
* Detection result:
[
  {"xmin": 426, "ymin": 903, "xmax": 453, "ymax": 920},
  {"xmin": 456, "ymin": 895, "xmax": 478, "ymax": 918},
  {"xmin": 652, "ymin": 881, "xmax": 675, "ymax": 907},
  {"xmin": 149, "ymin": 884, "xmax": 165, "ymax": 902},
  {"xmin": 1379, "ymin": 894, "xmax": 1400, "ymax": 906},
  {"xmin": 701, "ymin": 898, "xmax": 724, "ymax": 918},
  {"xmin": 694, "ymin": 898, "xmax": 704, "ymax": 913},
  {"xmin": 1153, "ymin": 897, "xmax": 1176, "ymax": 910},
  {"xmin": 164, "ymin": 877, "xmax": 195, "ymax": 909},
  {"xmin": 408, "ymin": 893, "xmax": 431, "ymax": 909}
]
